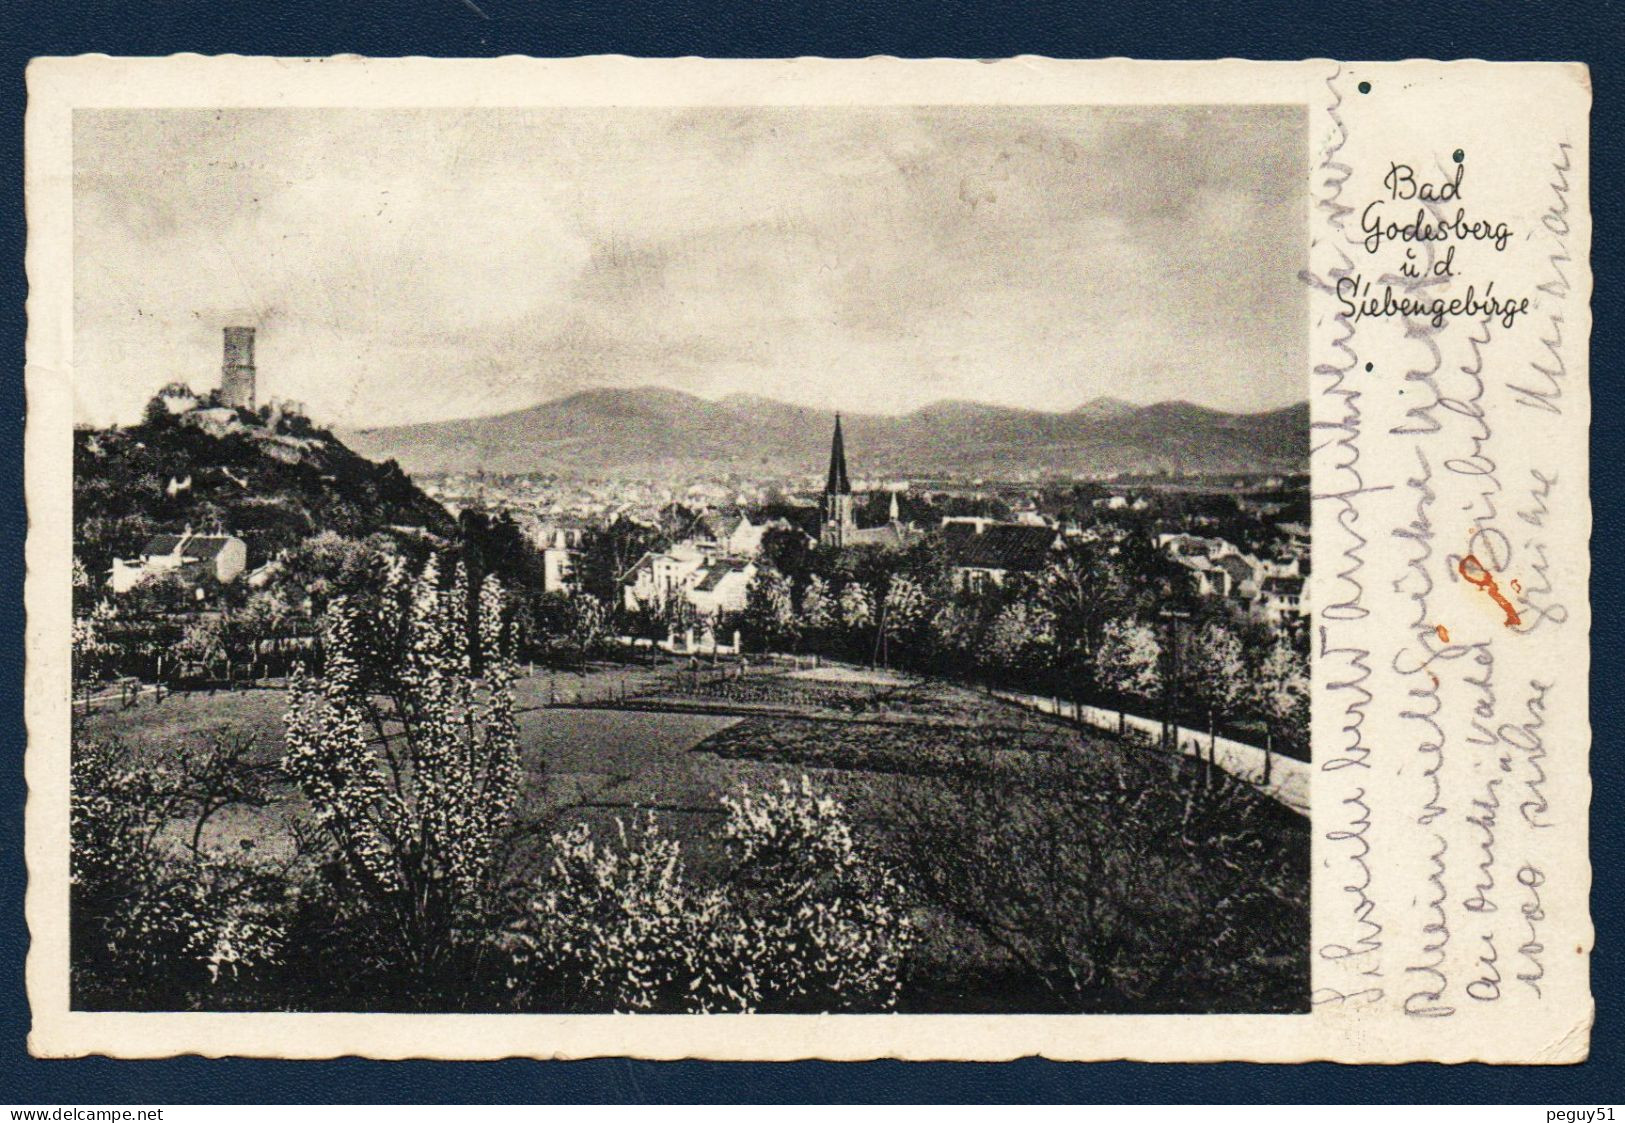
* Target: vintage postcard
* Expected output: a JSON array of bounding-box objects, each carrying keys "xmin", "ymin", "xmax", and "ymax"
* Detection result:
[{"xmin": 24, "ymin": 56, "xmax": 1591, "ymax": 1061}]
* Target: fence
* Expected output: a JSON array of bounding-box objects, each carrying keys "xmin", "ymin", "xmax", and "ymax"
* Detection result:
[{"xmin": 989, "ymin": 688, "xmax": 1309, "ymax": 816}]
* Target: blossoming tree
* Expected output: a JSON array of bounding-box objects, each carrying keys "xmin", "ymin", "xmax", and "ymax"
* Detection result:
[{"xmin": 283, "ymin": 556, "xmax": 520, "ymax": 995}]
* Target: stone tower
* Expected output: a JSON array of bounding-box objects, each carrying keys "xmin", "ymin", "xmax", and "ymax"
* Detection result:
[
  {"xmin": 821, "ymin": 414, "xmax": 856, "ymax": 548},
  {"xmin": 221, "ymin": 326, "xmax": 256, "ymax": 412}
]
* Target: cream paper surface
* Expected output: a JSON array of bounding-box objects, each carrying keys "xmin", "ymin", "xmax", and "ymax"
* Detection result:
[{"xmin": 24, "ymin": 56, "xmax": 1591, "ymax": 1061}]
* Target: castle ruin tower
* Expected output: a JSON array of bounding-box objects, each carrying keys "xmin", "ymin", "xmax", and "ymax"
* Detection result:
[
  {"xmin": 221, "ymin": 326, "xmax": 256, "ymax": 412},
  {"xmin": 821, "ymin": 414, "xmax": 856, "ymax": 548}
]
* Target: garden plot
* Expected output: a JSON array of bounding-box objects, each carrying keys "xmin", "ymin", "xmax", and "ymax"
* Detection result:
[{"xmin": 696, "ymin": 713, "xmax": 1076, "ymax": 776}]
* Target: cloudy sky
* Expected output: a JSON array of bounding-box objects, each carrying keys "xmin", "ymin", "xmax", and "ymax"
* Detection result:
[{"xmin": 73, "ymin": 105, "xmax": 1306, "ymax": 428}]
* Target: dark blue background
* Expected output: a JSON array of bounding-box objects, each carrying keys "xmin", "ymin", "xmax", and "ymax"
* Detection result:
[{"xmin": 1, "ymin": 0, "xmax": 1618, "ymax": 1103}]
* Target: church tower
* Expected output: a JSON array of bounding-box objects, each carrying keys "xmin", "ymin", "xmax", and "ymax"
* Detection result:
[{"xmin": 821, "ymin": 414, "xmax": 856, "ymax": 548}]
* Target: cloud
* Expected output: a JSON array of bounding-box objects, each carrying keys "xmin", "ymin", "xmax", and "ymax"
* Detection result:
[{"xmin": 73, "ymin": 105, "xmax": 1306, "ymax": 427}]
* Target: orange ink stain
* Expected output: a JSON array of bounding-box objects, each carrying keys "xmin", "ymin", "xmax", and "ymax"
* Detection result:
[
  {"xmin": 1435, "ymin": 624, "xmax": 1451, "ymax": 643},
  {"xmin": 1511, "ymin": 578, "xmax": 1523, "ymax": 594},
  {"xmin": 1459, "ymin": 553, "xmax": 1522, "ymax": 627}
]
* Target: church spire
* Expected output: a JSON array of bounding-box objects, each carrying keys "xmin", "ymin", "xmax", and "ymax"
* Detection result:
[
  {"xmin": 820, "ymin": 414, "xmax": 856, "ymax": 549},
  {"xmin": 825, "ymin": 413, "xmax": 852, "ymax": 496}
]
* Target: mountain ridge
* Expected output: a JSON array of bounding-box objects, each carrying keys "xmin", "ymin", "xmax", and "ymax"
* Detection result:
[{"xmin": 341, "ymin": 386, "xmax": 1309, "ymax": 479}]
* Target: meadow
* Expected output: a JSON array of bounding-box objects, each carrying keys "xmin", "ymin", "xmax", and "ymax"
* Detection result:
[{"xmin": 75, "ymin": 657, "xmax": 1310, "ymax": 1013}]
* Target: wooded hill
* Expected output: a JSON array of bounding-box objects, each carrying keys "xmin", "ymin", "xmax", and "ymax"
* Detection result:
[{"xmin": 73, "ymin": 410, "xmax": 456, "ymax": 581}]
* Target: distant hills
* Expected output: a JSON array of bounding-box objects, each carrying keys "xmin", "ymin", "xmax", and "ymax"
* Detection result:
[{"xmin": 340, "ymin": 387, "xmax": 1309, "ymax": 480}]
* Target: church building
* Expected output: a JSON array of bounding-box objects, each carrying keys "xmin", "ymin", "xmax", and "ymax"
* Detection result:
[{"xmin": 819, "ymin": 415, "xmax": 917, "ymax": 550}]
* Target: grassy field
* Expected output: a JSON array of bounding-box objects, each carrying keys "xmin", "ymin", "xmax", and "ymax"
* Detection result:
[
  {"xmin": 76, "ymin": 657, "xmax": 1309, "ymax": 1013},
  {"xmin": 663, "ymin": 669, "xmax": 1309, "ymax": 1012},
  {"xmin": 74, "ymin": 667, "xmax": 745, "ymax": 864}
]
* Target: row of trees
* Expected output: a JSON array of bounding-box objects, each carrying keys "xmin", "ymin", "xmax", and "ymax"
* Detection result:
[
  {"xmin": 546, "ymin": 518, "xmax": 1308, "ymax": 755},
  {"xmin": 736, "ymin": 534, "xmax": 1309, "ymax": 756}
]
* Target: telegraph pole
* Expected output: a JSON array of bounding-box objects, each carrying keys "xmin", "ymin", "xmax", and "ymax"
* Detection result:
[{"xmin": 1157, "ymin": 608, "xmax": 1191, "ymax": 755}]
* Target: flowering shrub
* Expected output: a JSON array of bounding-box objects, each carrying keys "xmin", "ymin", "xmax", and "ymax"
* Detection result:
[
  {"xmin": 983, "ymin": 600, "xmax": 1057, "ymax": 675},
  {"xmin": 1252, "ymin": 634, "xmax": 1310, "ymax": 756},
  {"xmin": 881, "ymin": 575, "xmax": 929, "ymax": 649},
  {"xmin": 744, "ymin": 565, "xmax": 798, "ymax": 651},
  {"xmin": 282, "ymin": 555, "xmax": 520, "ymax": 1000},
  {"xmin": 71, "ymin": 599, "xmax": 117, "ymax": 687},
  {"xmin": 173, "ymin": 614, "xmax": 229, "ymax": 675},
  {"xmin": 507, "ymin": 776, "xmax": 912, "ymax": 1013},
  {"xmin": 71, "ymin": 737, "xmax": 287, "ymax": 1010},
  {"xmin": 1187, "ymin": 621, "xmax": 1249, "ymax": 719},
  {"xmin": 799, "ymin": 575, "xmax": 835, "ymax": 639},
  {"xmin": 928, "ymin": 600, "xmax": 986, "ymax": 661},
  {"xmin": 1094, "ymin": 618, "xmax": 1162, "ymax": 704},
  {"xmin": 701, "ymin": 775, "xmax": 913, "ymax": 1012},
  {"xmin": 837, "ymin": 582, "xmax": 874, "ymax": 637},
  {"xmin": 505, "ymin": 815, "xmax": 700, "ymax": 1012}
]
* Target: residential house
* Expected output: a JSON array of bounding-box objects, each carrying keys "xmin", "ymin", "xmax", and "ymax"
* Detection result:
[
  {"xmin": 748, "ymin": 505, "xmax": 823, "ymax": 546},
  {"xmin": 1278, "ymin": 521, "xmax": 1311, "ymax": 552},
  {"xmin": 111, "ymin": 531, "xmax": 248, "ymax": 594},
  {"xmin": 621, "ymin": 542, "xmax": 710, "ymax": 612},
  {"xmin": 1258, "ymin": 553, "xmax": 1303, "ymax": 580},
  {"xmin": 1258, "ymin": 575, "xmax": 1309, "ymax": 625},
  {"xmin": 686, "ymin": 559, "xmax": 757, "ymax": 616},
  {"xmin": 695, "ymin": 509, "xmax": 767, "ymax": 558},
  {"xmin": 528, "ymin": 523, "xmax": 586, "ymax": 595},
  {"xmin": 1158, "ymin": 531, "xmax": 1225, "ymax": 558},
  {"xmin": 1174, "ymin": 554, "xmax": 1226, "ymax": 598},
  {"xmin": 542, "ymin": 544, "xmax": 576, "ymax": 594},
  {"xmin": 1213, "ymin": 552, "xmax": 1263, "ymax": 605},
  {"xmin": 943, "ymin": 522, "xmax": 1062, "ymax": 593},
  {"xmin": 621, "ymin": 542, "xmax": 757, "ymax": 619}
]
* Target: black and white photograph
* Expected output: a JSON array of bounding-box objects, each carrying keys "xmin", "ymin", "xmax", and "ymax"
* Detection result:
[{"xmin": 66, "ymin": 100, "xmax": 1316, "ymax": 1017}]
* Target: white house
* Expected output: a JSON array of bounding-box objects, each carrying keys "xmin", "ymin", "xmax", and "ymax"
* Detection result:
[
  {"xmin": 1258, "ymin": 575, "xmax": 1309, "ymax": 625},
  {"xmin": 686, "ymin": 559, "xmax": 757, "ymax": 616},
  {"xmin": 542, "ymin": 545, "xmax": 576, "ymax": 594},
  {"xmin": 621, "ymin": 542, "xmax": 710, "ymax": 612},
  {"xmin": 622, "ymin": 542, "xmax": 757, "ymax": 618},
  {"xmin": 111, "ymin": 531, "xmax": 248, "ymax": 593},
  {"xmin": 693, "ymin": 510, "xmax": 767, "ymax": 558}
]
